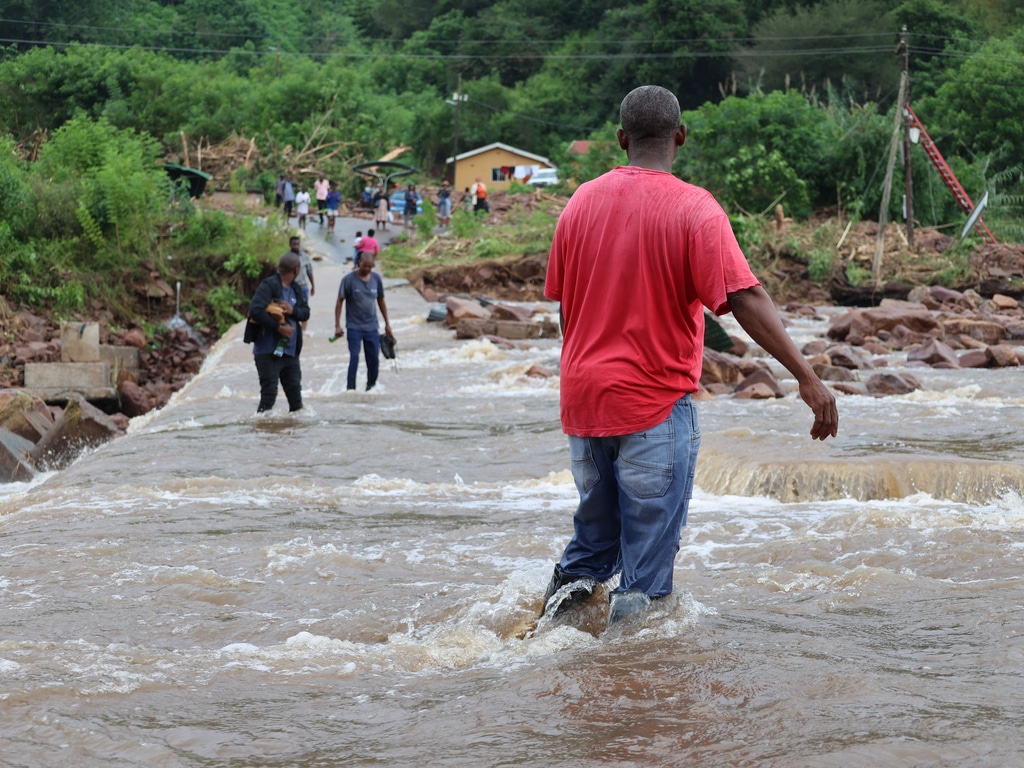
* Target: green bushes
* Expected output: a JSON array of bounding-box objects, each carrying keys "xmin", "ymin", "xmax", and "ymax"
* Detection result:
[
  {"xmin": 0, "ymin": 115, "xmax": 281, "ymax": 331},
  {"xmin": 205, "ymin": 285, "xmax": 249, "ymax": 336},
  {"xmin": 678, "ymin": 90, "xmax": 888, "ymax": 218}
]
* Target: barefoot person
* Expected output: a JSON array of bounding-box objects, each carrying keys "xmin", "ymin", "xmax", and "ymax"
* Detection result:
[{"xmin": 541, "ymin": 85, "xmax": 839, "ymax": 627}]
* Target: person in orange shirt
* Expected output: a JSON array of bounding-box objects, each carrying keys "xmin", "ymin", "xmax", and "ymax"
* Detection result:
[{"xmin": 473, "ymin": 177, "xmax": 489, "ymax": 214}]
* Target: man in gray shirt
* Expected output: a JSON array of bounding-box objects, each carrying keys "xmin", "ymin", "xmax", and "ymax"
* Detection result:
[
  {"xmin": 287, "ymin": 236, "xmax": 315, "ymax": 331},
  {"xmin": 334, "ymin": 253, "xmax": 392, "ymax": 391}
]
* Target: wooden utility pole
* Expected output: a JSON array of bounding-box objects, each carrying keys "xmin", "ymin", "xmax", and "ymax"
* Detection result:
[
  {"xmin": 900, "ymin": 26, "xmax": 915, "ymax": 248},
  {"xmin": 874, "ymin": 26, "xmax": 910, "ymax": 283}
]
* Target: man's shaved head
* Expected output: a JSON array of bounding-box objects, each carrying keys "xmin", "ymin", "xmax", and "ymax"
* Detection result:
[
  {"xmin": 279, "ymin": 252, "xmax": 300, "ymax": 274},
  {"xmin": 620, "ymin": 86, "xmax": 681, "ymax": 142}
]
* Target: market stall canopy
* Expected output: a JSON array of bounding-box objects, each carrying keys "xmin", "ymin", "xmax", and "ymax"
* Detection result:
[{"xmin": 352, "ymin": 160, "xmax": 419, "ymax": 191}]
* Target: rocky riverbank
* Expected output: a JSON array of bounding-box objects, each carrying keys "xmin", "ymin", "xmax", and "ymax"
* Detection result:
[
  {"xmin": 0, "ymin": 303, "xmax": 215, "ymax": 416},
  {"xmin": 3, "ymin": 204, "xmax": 1024, "ymax": 481}
]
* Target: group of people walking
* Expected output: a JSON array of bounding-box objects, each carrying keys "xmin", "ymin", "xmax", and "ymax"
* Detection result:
[
  {"xmin": 243, "ymin": 169, "xmax": 492, "ymax": 417},
  {"xmin": 245, "ymin": 231, "xmax": 392, "ymax": 415},
  {"xmin": 275, "ymin": 173, "xmax": 341, "ymax": 232},
  {"xmin": 275, "ymin": 171, "xmax": 487, "ymax": 236}
]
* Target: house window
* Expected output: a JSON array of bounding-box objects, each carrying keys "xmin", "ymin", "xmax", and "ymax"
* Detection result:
[{"xmin": 490, "ymin": 168, "xmax": 507, "ymax": 182}]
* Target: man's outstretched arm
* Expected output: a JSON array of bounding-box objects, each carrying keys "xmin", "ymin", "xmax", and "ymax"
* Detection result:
[{"xmin": 727, "ymin": 285, "xmax": 838, "ymax": 441}]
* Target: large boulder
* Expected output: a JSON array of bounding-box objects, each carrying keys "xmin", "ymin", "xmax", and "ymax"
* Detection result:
[
  {"xmin": 865, "ymin": 372, "xmax": 922, "ymax": 397},
  {"xmin": 991, "ymin": 293, "xmax": 1019, "ymax": 310},
  {"xmin": 734, "ymin": 368, "xmax": 785, "ymax": 398},
  {"xmin": 733, "ymin": 382, "xmax": 778, "ymax": 400},
  {"xmin": 1004, "ymin": 321, "xmax": 1024, "ymax": 340},
  {"xmin": 700, "ymin": 349, "xmax": 743, "ymax": 386},
  {"xmin": 826, "ymin": 343, "xmax": 873, "ymax": 370},
  {"xmin": 907, "ymin": 339, "xmax": 961, "ymax": 368},
  {"xmin": 828, "ymin": 305, "xmax": 938, "ymax": 341},
  {"xmin": 987, "ymin": 345, "xmax": 1020, "ymax": 368},
  {"xmin": 117, "ymin": 379, "xmax": 152, "ymax": 418},
  {"xmin": 958, "ymin": 349, "xmax": 990, "ymax": 369},
  {"xmin": 812, "ymin": 363, "xmax": 858, "ymax": 382},
  {"xmin": 939, "ymin": 317, "xmax": 1005, "ymax": 345}
]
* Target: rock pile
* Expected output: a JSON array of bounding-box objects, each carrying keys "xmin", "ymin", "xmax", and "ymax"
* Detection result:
[
  {"xmin": 697, "ymin": 286, "xmax": 1024, "ymax": 401},
  {"xmin": 441, "ymin": 295, "xmax": 560, "ymax": 346},
  {"xmin": 0, "ymin": 389, "xmax": 124, "ymax": 482},
  {"xmin": 824, "ymin": 286, "xmax": 1023, "ymax": 386},
  {"xmin": 0, "ymin": 314, "xmax": 211, "ymax": 416}
]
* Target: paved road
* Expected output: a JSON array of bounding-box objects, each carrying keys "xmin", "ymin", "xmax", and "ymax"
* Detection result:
[{"xmin": 281, "ymin": 214, "xmax": 433, "ymax": 343}]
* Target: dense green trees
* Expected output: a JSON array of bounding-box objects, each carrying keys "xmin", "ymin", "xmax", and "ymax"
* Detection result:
[
  {"xmin": 0, "ymin": 0, "xmax": 1021, "ymax": 261},
  {"xmin": 926, "ymin": 31, "xmax": 1024, "ymax": 170}
]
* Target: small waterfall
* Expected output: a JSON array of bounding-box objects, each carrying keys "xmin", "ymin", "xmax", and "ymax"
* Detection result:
[
  {"xmin": 165, "ymin": 280, "xmax": 197, "ymax": 337},
  {"xmin": 697, "ymin": 449, "xmax": 1024, "ymax": 504}
]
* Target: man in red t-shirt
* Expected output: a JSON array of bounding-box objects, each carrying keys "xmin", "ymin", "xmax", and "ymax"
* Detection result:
[{"xmin": 542, "ymin": 85, "xmax": 838, "ymax": 627}]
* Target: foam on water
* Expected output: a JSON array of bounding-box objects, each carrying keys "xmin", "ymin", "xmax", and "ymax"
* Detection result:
[
  {"xmin": 398, "ymin": 337, "xmax": 558, "ymax": 370},
  {"xmin": 0, "ymin": 470, "xmax": 58, "ymax": 506},
  {"xmin": 0, "ymin": 568, "xmax": 710, "ymax": 698}
]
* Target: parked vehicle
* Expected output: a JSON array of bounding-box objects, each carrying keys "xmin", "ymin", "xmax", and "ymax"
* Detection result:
[
  {"xmin": 389, "ymin": 190, "xmax": 423, "ymax": 217},
  {"xmin": 527, "ymin": 168, "xmax": 560, "ymax": 187}
]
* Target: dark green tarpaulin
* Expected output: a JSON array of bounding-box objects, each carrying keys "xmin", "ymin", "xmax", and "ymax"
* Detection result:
[{"xmin": 163, "ymin": 164, "xmax": 212, "ymax": 198}]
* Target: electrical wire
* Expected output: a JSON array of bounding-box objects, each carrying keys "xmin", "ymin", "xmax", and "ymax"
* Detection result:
[{"xmin": 0, "ymin": 35, "xmax": 912, "ymax": 60}]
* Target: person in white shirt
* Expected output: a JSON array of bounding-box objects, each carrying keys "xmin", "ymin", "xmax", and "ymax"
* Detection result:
[{"xmin": 295, "ymin": 187, "xmax": 311, "ymax": 230}]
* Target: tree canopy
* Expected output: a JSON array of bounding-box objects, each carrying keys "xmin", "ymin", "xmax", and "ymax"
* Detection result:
[{"xmin": 0, "ymin": 0, "xmax": 1021, "ymax": 221}]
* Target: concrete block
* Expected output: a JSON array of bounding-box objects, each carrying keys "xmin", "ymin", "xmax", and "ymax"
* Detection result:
[
  {"xmin": 60, "ymin": 322, "xmax": 101, "ymax": 362},
  {"xmin": 99, "ymin": 345, "xmax": 141, "ymax": 377},
  {"xmin": 0, "ymin": 427, "xmax": 35, "ymax": 483},
  {"xmin": 23, "ymin": 361, "xmax": 115, "ymax": 401}
]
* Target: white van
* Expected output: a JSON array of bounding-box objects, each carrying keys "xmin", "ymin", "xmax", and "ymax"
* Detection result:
[{"xmin": 527, "ymin": 168, "xmax": 560, "ymax": 187}]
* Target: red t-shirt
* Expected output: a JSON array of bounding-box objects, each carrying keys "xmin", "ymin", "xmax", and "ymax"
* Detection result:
[{"xmin": 545, "ymin": 166, "xmax": 759, "ymax": 437}]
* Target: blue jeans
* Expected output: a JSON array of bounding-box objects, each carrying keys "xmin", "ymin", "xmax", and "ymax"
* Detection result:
[
  {"xmin": 559, "ymin": 395, "xmax": 700, "ymax": 597},
  {"xmin": 347, "ymin": 328, "xmax": 380, "ymax": 390}
]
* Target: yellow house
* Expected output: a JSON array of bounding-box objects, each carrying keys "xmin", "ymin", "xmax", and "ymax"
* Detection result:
[{"xmin": 446, "ymin": 142, "xmax": 555, "ymax": 193}]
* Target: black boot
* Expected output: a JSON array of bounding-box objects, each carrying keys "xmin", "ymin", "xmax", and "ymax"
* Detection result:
[
  {"xmin": 540, "ymin": 565, "xmax": 597, "ymax": 618},
  {"xmin": 607, "ymin": 589, "xmax": 652, "ymax": 626}
]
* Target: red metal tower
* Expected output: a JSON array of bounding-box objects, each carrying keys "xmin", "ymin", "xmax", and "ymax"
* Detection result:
[{"xmin": 904, "ymin": 105, "xmax": 997, "ymax": 244}]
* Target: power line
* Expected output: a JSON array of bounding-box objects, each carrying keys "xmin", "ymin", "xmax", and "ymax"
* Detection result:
[
  {"xmin": 1, "ymin": 15, "xmax": 1010, "ymax": 55},
  {"xmin": 0, "ymin": 18, "xmax": 908, "ymax": 46},
  {"xmin": 0, "ymin": 36, "xmax": 905, "ymax": 60}
]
